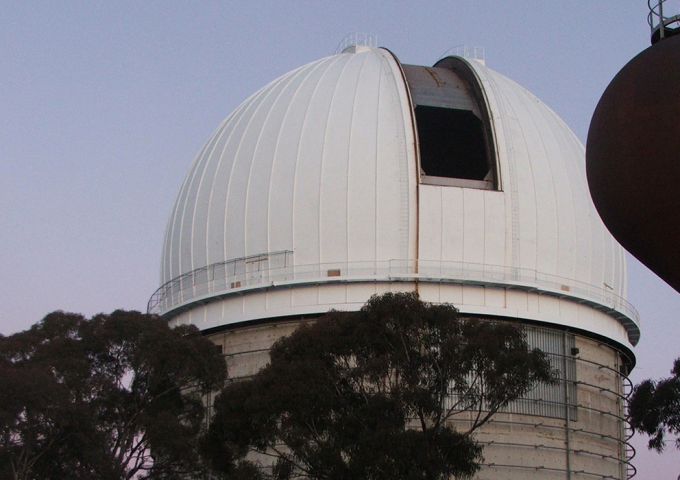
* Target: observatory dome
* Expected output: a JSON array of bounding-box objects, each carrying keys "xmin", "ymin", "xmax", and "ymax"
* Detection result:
[{"xmin": 153, "ymin": 46, "xmax": 639, "ymax": 350}]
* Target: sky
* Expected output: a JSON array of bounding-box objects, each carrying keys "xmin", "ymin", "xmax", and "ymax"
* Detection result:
[{"xmin": 1, "ymin": 1, "xmax": 679, "ymax": 478}]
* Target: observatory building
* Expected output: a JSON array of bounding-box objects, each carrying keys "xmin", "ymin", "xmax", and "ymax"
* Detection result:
[{"xmin": 150, "ymin": 43, "xmax": 640, "ymax": 479}]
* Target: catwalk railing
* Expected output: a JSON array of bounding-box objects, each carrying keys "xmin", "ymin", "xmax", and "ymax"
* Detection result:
[
  {"xmin": 148, "ymin": 255, "xmax": 639, "ymax": 338},
  {"xmin": 648, "ymin": 0, "xmax": 680, "ymax": 43}
]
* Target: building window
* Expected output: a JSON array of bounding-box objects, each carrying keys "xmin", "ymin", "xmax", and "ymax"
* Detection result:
[
  {"xmin": 446, "ymin": 325, "xmax": 577, "ymax": 420},
  {"xmin": 507, "ymin": 326, "xmax": 577, "ymax": 420}
]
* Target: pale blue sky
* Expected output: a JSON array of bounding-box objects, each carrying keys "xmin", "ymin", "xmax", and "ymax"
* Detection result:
[{"xmin": 1, "ymin": 2, "xmax": 678, "ymax": 477}]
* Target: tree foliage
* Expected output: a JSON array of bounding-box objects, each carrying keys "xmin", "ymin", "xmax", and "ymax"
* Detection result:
[
  {"xmin": 0, "ymin": 310, "xmax": 227, "ymax": 480},
  {"xmin": 205, "ymin": 292, "xmax": 556, "ymax": 480},
  {"xmin": 629, "ymin": 358, "xmax": 680, "ymax": 454}
]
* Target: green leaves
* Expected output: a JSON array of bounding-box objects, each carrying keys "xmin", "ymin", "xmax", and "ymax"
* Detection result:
[
  {"xmin": 206, "ymin": 292, "xmax": 556, "ymax": 480},
  {"xmin": 0, "ymin": 310, "xmax": 227, "ymax": 480},
  {"xmin": 629, "ymin": 358, "xmax": 680, "ymax": 454}
]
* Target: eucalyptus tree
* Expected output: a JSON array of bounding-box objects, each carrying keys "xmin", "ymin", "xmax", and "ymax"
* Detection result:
[
  {"xmin": 629, "ymin": 358, "xmax": 680, "ymax": 456},
  {"xmin": 0, "ymin": 310, "xmax": 226, "ymax": 480},
  {"xmin": 205, "ymin": 291, "xmax": 555, "ymax": 480}
]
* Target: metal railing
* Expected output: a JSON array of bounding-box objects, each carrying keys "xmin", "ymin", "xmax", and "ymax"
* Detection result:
[
  {"xmin": 148, "ymin": 256, "xmax": 640, "ymax": 337},
  {"xmin": 622, "ymin": 371, "xmax": 637, "ymax": 479},
  {"xmin": 334, "ymin": 33, "xmax": 378, "ymax": 54},
  {"xmin": 470, "ymin": 350, "xmax": 637, "ymax": 479},
  {"xmin": 648, "ymin": 0, "xmax": 680, "ymax": 43},
  {"xmin": 439, "ymin": 45, "xmax": 485, "ymax": 63}
]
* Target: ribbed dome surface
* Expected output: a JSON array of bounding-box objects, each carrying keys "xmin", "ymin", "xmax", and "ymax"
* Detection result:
[
  {"xmin": 429, "ymin": 55, "xmax": 627, "ymax": 302},
  {"xmin": 156, "ymin": 46, "xmax": 638, "ymax": 347},
  {"xmin": 161, "ymin": 46, "xmax": 416, "ymax": 284}
]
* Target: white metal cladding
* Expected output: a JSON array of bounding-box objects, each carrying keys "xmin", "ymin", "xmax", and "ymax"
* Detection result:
[
  {"xmin": 157, "ymin": 46, "xmax": 638, "ymax": 346},
  {"xmin": 161, "ymin": 46, "xmax": 417, "ymax": 289},
  {"xmin": 417, "ymin": 57, "xmax": 630, "ymax": 321}
]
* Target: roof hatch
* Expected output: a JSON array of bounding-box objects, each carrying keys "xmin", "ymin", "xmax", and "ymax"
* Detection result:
[{"xmin": 403, "ymin": 60, "xmax": 497, "ymax": 190}]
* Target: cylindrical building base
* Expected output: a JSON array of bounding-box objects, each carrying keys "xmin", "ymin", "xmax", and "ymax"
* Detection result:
[{"xmin": 205, "ymin": 318, "xmax": 634, "ymax": 479}]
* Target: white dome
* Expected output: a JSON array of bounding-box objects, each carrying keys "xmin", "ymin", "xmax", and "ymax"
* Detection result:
[
  {"xmin": 152, "ymin": 46, "xmax": 639, "ymax": 348},
  {"xmin": 161, "ymin": 46, "xmax": 416, "ymax": 288}
]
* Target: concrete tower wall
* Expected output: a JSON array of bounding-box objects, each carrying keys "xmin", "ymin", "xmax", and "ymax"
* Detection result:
[{"xmin": 208, "ymin": 308, "xmax": 631, "ymax": 479}]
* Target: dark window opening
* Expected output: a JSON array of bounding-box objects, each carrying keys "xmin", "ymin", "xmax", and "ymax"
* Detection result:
[{"xmin": 416, "ymin": 106, "xmax": 490, "ymax": 182}]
